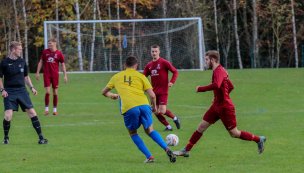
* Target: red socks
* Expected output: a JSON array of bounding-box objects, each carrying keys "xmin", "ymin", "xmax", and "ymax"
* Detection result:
[
  {"xmin": 53, "ymin": 95, "xmax": 58, "ymax": 108},
  {"xmin": 240, "ymin": 131, "xmax": 260, "ymax": 143},
  {"xmin": 185, "ymin": 130, "xmax": 203, "ymax": 151},
  {"xmin": 45, "ymin": 93, "xmax": 50, "ymax": 107},
  {"xmin": 155, "ymin": 113, "xmax": 169, "ymax": 126},
  {"xmin": 164, "ymin": 109, "xmax": 175, "ymax": 119}
]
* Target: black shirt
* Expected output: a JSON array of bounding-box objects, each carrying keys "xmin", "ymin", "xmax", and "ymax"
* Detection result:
[{"xmin": 0, "ymin": 57, "xmax": 28, "ymax": 88}]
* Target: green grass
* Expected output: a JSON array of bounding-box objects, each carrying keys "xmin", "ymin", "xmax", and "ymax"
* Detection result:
[{"xmin": 0, "ymin": 69, "xmax": 303, "ymax": 173}]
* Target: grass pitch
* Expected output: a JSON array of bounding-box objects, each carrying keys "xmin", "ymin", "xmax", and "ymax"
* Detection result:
[{"xmin": 0, "ymin": 69, "xmax": 303, "ymax": 173}]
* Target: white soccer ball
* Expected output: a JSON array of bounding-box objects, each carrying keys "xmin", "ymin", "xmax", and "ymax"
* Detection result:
[{"xmin": 166, "ymin": 134, "xmax": 179, "ymax": 146}]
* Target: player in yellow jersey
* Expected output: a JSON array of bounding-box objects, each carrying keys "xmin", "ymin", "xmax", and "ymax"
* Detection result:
[{"xmin": 102, "ymin": 56, "xmax": 176, "ymax": 163}]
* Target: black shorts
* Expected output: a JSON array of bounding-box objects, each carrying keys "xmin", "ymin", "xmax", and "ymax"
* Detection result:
[{"xmin": 3, "ymin": 87, "xmax": 34, "ymax": 112}]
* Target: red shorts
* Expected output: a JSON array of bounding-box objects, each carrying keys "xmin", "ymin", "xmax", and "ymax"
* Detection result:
[
  {"xmin": 203, "ymin": 104, "xmax": 237, "ymax": 130},
  {"xmin": 156, "ymin": 94, "xmax": 168, "ymax": 105},
  {"xmin": 44, "ymin": 75, "xmax": 59, "ymax": 89}
]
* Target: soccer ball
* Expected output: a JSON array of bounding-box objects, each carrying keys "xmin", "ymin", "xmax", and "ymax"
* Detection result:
[{"xmin": 166, "ymin": 134, "xmax": 179, "ymax": 146}]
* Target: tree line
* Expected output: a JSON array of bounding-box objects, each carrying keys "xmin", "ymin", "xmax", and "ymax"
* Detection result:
[{"xmin": 0, "ymin": 0, "xmax": 303, "ymax": 71}]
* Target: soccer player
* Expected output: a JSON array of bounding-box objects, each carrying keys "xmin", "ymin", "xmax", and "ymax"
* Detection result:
[
  {"xmin": 102, "ymin": 56, "xmax": 176, "ymax": 163},
  {"xmin": 143, "ymin": 44, "xmax": 180, "ymax": 131},
  {"xmin": 174, "ymin": 50, "xmax": 266, "ymax": 157},
  {"xmin": 0, "ymin": 41, "xmax": 48, "ymax": 144},
  {"xmin": 35, "ymin": 38, "xmax": 67, "ymax": 116}
]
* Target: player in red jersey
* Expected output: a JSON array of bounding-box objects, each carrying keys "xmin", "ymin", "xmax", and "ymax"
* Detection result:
[
  {"xmin": 174, "ymin": 50, "xmax": 266, "ymax": 157},
  {"xmin": 35, "ymin": 38, "xmax": 68, "ymax": 116},
  {"xmin": 143, "ymin": 45, "xmax": 180, "ymax": 131}
]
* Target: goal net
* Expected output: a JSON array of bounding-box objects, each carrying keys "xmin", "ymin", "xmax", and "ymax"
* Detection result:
[{"xmin": 44, "ymin": 18, "xmax": 205, "ymax": 72}]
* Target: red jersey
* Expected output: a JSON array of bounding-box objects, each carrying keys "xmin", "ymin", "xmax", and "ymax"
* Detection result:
[
  {"xmin": 143, "ymin": 57, "xmax": 178, "ymax": 95},
  {"xmin": 197, "ymin": 65, "xmax": 234, "ymax": 107},
  {"xmin": 40, "ymin": 49, "xmax": 64, "ymax": 77}
]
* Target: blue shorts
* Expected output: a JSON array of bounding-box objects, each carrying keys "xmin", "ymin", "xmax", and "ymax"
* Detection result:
[
  {"xmin": 123, "ymin": 105, "xmax": 153, "ymax": 131},
  {"xmin": 3, "ymin": 87, "xmax": 34, "ymax": 112}
]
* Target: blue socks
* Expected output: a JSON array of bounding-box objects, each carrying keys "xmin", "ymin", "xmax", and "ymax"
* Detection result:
[
  {"xmin": 131, "ymin": 134, "xmax": 151, "ymax": 159},
  {"xmin": 149, "ymin": 130, "xmax": 168, "ymax": 150}
]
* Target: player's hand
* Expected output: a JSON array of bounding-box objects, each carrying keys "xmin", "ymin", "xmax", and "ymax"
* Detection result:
[
  {"xmin": 111, "ymin": 94, "xmax": 119, "ymax": 100},
  {"xmin": 151, "ymin": 105, "xmax": 157, "ymax": 113},
  {"xmin": 1, "ymin": 90, "xmax": 8, "ymax": 98},
  {"xmin": 35, "ymin": 73, "xmax": 40, "ymax": 81},
  {"xmin": 64, "ymin": 75, "xmax": 68, "ymax": 83},
  {"xmin": 31, "ymin": 87, "xmax": 38, "ymax": 95},
  {"xmin": 168, "ymin": 82, "xmax": 174, "ymax": 87}
]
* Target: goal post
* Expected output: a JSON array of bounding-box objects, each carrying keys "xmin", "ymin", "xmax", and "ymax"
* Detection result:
[{"xmin": 44, "ymin": 17, "xmax": 205, "ymax": 72}]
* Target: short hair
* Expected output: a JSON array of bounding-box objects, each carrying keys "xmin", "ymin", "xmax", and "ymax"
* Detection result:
[
  {"xmin": 151, "ymin": 44, "xmax": 160, "ymax": 49},
  {"xmin": 9, "ymin": 41, "xmax": 22, "ymax": 51},
  {"xmin": 206, "ymin": 50, "xmax": 220, "ymax": 62},
  {"xmin": 48, "ymin": 38, "xmax": 57, "ymax": 43},
  {"xmin": 125, "ymin": 56, "xmax": 138, "ymax": 67}
]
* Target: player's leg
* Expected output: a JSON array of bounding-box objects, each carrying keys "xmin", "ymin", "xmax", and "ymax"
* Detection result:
[
  {"xmin": 161, "ymin": 94, "xmax": 181, "ymax": 129},
  {"xmin": 158, "ymin": 105, "xmax": 172, "ymax": 130},
  {"xmin": 43, "ymin": 77, "xmax": 51, "ymax": 115},
  {"xmin": 3, "ymin": 91, "xmax": 18, "ymax": 144},
  {"xmin": 124, "ymin": 106, "xmax": 152, "ymax": 162},
  {"xmin": 222, "ymin": 107, "xmax": 266, "ymax": 154},
  {"xmin": 52, "ymin": 88, "xmax": 58, "ymax": 115},
  {"xmin": 25, "ymin": 108, "xmax": 48, "ymax": 144},
  {"xmin": 3, "ymin": 110, "xmax": 13, "ymax": 144},
  {"xmin": 174, "ymin": 105, "xmax": 218, "ymax": 157},
  {"xmin": 140, "ymin": 105, "xmax": 176, "ymax": 163},
  {"xmin": 51, "ymin": 76, "xmax": 59, "ymax": 115}
]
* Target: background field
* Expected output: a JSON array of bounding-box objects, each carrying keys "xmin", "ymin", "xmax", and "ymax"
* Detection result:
[{"xmin": 0, "ymin": 69, "xmax": 303, "ymax": 173}]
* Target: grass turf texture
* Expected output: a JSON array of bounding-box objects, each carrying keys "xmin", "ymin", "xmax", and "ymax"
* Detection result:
[{"xmin": 0, "ymin": 69, "xmax": 303, "ymax": 173}]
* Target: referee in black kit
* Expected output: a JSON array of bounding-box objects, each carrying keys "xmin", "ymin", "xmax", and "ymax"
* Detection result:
[{"xmin": 0, "ymin": 41, "xmax": 48, "ymax": 144}]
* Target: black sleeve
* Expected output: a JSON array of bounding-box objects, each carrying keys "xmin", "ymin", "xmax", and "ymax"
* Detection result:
[
  {"xmin": 0, "ymin": 61, "xmax": 3, "ymax": 78},
  {"xmin": 24, "ymin": 61, "xmax": 28, "ymax": 77}
]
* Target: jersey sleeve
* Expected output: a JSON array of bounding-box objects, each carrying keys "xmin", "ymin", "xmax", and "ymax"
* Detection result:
[
  {"xmin": 0, "ymin": 61, "xmax": 3, "ymax": 78},
  {"xmin": 40, "ymin": 50, "xmax": 45, "ymax": 61},
  {"xmin": 23, "ymin": 61, "xmax": 28, "ymax": 77},
  {"xmin": 165, "ymin": 61, "xmax": 178, "ymax": 84},
  {"xmin": 196, "ymin": 68, "xmax": 225, "ymax": 92},
  {"xmin": 59, "ymin": 51, "xmax": 65, "ymax": 63},
  {"xmin": 142, "ymin": 75, "xmax": 152, "ymax": 91},
  {"xmin": 106, "ymin": 75, "xmax": 116, "ymax": 89},
  {"xmin": 143, "ymin": 64, "xmax": 150, "ymax": 77}
]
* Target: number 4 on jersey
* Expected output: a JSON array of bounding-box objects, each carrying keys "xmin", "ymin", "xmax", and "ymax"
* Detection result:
[{"xmin": 124, "ymin": 75, "xmax": 132, "ymax": 86}]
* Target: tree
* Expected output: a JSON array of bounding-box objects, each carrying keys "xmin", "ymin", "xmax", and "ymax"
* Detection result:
[
  {"xmin": 291, "ymin": 0, "xmax": 298, "ymax": 68},
  {"xmin": 89, "ymin": 0, "xmax": 97, "ymax": 71},
  {"xmin": 233, "ymin": 0, "xmax": 243, "ymax": 69},
  {"xmin": 75, "ymin": 0, "xmax": 83, "ymax": 71},
  {"xmin": 22, "ymin": 0, "xmax": 28, "ymax": 64}
]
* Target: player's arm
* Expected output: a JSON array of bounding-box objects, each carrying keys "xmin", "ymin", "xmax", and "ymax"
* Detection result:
[
  {"xmin": 61, "ymin": 63, "xmax": 68, "ymax": 83},
  {"xmin": 167, "ymin": 62, "xmax": 178, "ymax": 87},
  {"xmin": 25, "ymin": 76, "xmax": 37, "ymax": 95},
  {"xmin": 35, "ymin": 59, "xmax": 43, "ymax": 81},
  {"xmin": 102, "ymin": 87, "xmax": 119, "ymax": 100},
  {"xmin": 145, "ymin": 88, "xmax": 157, "ymax": 112},
  {"xmin": 0, "ymin": 62, "xmax": 7, "ymax": 97},
  {"xmin": 143, "ymin": 65, "xmax": 150, "ymax": 77},
  {"xmin": 196, "ymin": 70, "xmax": 224, "ymax": 92}
]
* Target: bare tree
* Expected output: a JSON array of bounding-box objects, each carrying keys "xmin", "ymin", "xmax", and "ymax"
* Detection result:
[
  {"xmin": 117, "ymin": 0, "xmax": 123, "ymax": 70},
  {"xmin": 55, "ymin": 0, "xmax": 61, "ymax": 49},
  {"xmin": 291, "ymin": 0, "xmax": 298, "ymax": 68},
  {"xmin": 162, "ymin": 0, "xmax": 171, "ymax": 61},
  {"xmin": 89, "ymin": 0, "xmax": 97, "ymax": 71},
  {"xmin": 75, "ymin": 0, "xmax": 83, "ymax": 71},
  {"xmin": 13, "ymin": 0, "xmax": 21, "ymax": 42},
  {"xmin": 132, "ymin": 0, "xmax": 136, "ymax": 55},
  {"xmin": 252, "ymin": 0, "xmax": 258, "ymax": 68},
  {"xmin": 233, "ymin": 0, "xmax": 243, "ymax": 69},
  {"xmin": 22, "ymin": 0, "xmax": 28, "ymax": 64},
  {"xmin": 213, "ymin": 0, "xmax": 219, "ymax": 52},
  {"xmin": 97, "ymin": 0, "xmax": 108, "ymax": 71}
]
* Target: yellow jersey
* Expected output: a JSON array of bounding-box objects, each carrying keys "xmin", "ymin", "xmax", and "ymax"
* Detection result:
[{"xmin": 106, "ymin": 68, "xmax": 152, "ymax": 114}]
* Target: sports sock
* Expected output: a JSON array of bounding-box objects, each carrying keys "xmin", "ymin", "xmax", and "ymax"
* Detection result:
[
  {"xmin": 30, "ymin": 116, "xmax": 43, "ymax": 140},
  {"xmin": 155, "ymin": 113, "xmax": 169, "ymax": 126},
  {"xmin": 53, "ymin": 107, "xmax": 57, "ymax": 113},
  {"xmin": 53, "ymin": 95, "xmax": 58, "ymax": 108},
  {"xmin": 240, "ymin": 131, "xmax": 260, "ymax": 143},
  {"xmin": 166, "ymin": 125, "xmax": 172, "ymax": 129},
  {"xmin": 45, "ymin": 93, "xmax": 50, "ymax": 107},
  {"xmin": 149, "ymin": 130, "xmax": 168, "ymax": 150},
  {"xmin": 164, "ymin": 109, "xmax": 175, "ymax": 119},
  {"xmin": 131, "ymin": 134, "xmax": 152, "ymax": 159},
  {"xmin": 45, "ymin": 107, "xmax": 49, "ymax": 112},
  {"xmin": 185, "ymin": 130, "xmax": 203, "ymax": 151},
  {"xmin": 3, "ymin": 119, "xmax": 10, "ymax": 138}
]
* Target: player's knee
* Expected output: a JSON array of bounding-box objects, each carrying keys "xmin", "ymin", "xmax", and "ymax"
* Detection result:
[
  {"xmin": 4, "ymin": 111, "xmax": 13, "ymax": 121},
  {"xmin": 229, "ymin": 130, "xmax": 240, "ymax": 138}
]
